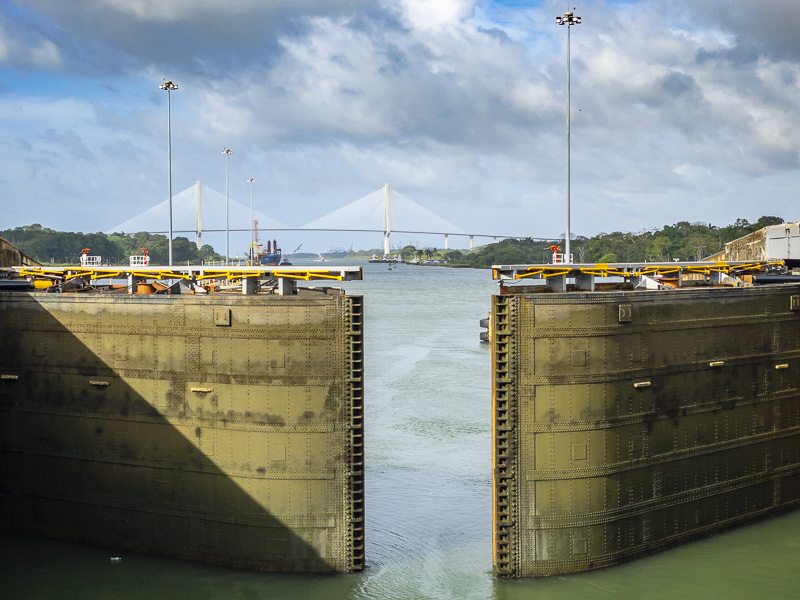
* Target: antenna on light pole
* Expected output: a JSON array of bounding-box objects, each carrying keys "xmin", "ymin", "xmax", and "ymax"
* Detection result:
[
  {"xmin": 247, "ymin": 178, "xmax": 255, "ymax": 265},
  {"xmin": 222, "ymin": 148, "xmax": 233, "ymax": 265},
  {"xmin": 159, "ymin": 79, "xmax": 178, "ymax": 266},
  {"xmin": 556, "ymin": 10, "xmax": 581, "ymax": 264}
]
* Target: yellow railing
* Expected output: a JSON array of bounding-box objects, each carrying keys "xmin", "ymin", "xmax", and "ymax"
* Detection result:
[
  {"xmin": 494, "ymin": 261, "xmax": 784, "ymax": 281},
  {"xmin": 16, "ymin": 266, "xmax": 351, "ymax": 284}
]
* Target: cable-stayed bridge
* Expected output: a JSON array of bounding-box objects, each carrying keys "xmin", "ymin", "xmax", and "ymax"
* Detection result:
[
  {"xmin": 106, "ymin": 181, "xmax": 289, "ymax": 250},
  {"xmin": 106, "ymin": 182, "xmax": 539, "ymax": 254}
]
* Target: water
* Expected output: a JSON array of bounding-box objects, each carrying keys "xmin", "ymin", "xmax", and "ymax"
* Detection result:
[{"xmin": 2, "ymin": 262, "xmax": 799, "ymax": 599}]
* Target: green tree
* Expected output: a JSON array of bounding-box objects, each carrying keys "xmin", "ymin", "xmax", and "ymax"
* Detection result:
[
  {"xmin": 172, "ymin": 237, "xmax": 200, "ymax": 263},
  {"xmin": 400, "ymin": 245, "xmax": 417, "ymax": 260},
  {"xmin": 755, "ymin": 216, "xmax": 784, "ymax": 228}
]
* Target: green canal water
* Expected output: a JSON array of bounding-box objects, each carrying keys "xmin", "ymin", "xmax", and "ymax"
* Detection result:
[{"xmin": 2, "ymin": 262, "xmax": 799, "ymax": 599}]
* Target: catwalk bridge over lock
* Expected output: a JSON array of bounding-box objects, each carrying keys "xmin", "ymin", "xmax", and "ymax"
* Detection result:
[{"xmin": 107, "ymin": 183, "xmax": 544, "ymax": 254}]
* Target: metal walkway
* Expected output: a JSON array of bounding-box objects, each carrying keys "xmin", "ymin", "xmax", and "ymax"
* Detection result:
[
  {"xmin": 4, "ymin": 265, "xmax": 362, "ymax": 296},
  {"xmin": 492, "ymin": 260, "xmax": 786, "ymax": 292}
]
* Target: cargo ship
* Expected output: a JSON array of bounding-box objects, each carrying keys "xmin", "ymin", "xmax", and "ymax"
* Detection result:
[
  {"xmin": 255, "ymin": 239, "xmax": 282, "ymax": 266},
  {"xmin": 0, "ymin": 252, "xmax": 365, "ymax": 573},
  {"xmin": 489, "ymin": 223, "xmax": 800, "ymax": 577}
]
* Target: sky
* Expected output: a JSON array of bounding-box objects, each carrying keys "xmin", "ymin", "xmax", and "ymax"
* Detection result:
[{"xmin": 1, "ymin": 0, "xmax": 799, "ymax": 253}]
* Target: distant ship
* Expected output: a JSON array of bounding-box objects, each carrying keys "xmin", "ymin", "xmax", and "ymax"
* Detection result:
[{"xmin": 254, "ymin": 239, "xmax": 282, "ymax": 266}]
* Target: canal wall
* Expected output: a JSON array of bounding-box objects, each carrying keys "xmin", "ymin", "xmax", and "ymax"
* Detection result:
[
  {"xmin": 492, "ymin": 284, "xmax": 800, "ymax": 576},
  {"xmin": 0, "ymin": 291, "xmax": 364, "ymax": 573},
  {"xmin": 0, "ymin": 236, "xmax": 39, "ymax": 268}
]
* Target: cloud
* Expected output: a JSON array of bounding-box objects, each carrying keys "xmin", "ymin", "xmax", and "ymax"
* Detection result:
[
  {"xmin": 188, "ymin": 4, "xmax": 556, "ymax": 155},
  {"xmin": 14, "ymin": 0, "xmax": 374, "ymax": 76},
  {"xmin": 96, "ymin": 0, "xmax": 366, "ymax": 23},
  {"xmin": 685, "ymin": 0, "xmax": 800, "ymax": 62},
  {"xmin": 0, "ymin": 14, "xmax": 61, "ymax": 69},
  {"xmin": 397, "ymin": 0, "xmax": 476, "ymax": 31},
  {"xmin": 41, "ymin": 128, "xmax": 97, "ymax": 163}
]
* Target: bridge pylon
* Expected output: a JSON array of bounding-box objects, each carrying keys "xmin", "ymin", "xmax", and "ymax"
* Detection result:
[{"xmin": 383, "ymin": 183, "xmax": 391, "ymax": 256}]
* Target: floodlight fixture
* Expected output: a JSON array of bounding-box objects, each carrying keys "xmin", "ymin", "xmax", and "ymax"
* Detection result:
[{"xmin": 556, "ymin": 12, "xmax": 581, "ymax": 26}]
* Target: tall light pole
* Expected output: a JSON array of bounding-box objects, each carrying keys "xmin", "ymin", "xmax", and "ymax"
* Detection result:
[
  {"xmin": 247, "ymin": 177, "xmax": 255, "ymax": 264},
  {"xmin": 159, "ymin": 80, "xmax": 178, "ymax": 266},
  {"xmin": 222, "ymin": 148, "xmax": 233, "ymax": 265},
  {"xmin": 556, "ymin": 11, "xmax": 580, "ymax": 263}
]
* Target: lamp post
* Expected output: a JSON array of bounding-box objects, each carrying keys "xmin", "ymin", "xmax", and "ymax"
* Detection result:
[
  {"xmin": 556, "ymin": 11, "xmax": 580, "ymax": 264},
  {"xmin": 222, "ymin": 148, "xmax": 233, "ymax": 265},
  {"xmin": 159, "ymin": 80, "xmax": 178, "ymax": 266},
  {"xmin": 247, "ymin": 177, "xmax": 255, "ymax": 264}
]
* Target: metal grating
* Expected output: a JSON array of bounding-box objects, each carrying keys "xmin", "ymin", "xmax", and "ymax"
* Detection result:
[
  {"xmin": 492, "ymin": 294, "xmax": 518, "ymax": 577},
  {"xmin": 346, "ymin": 295, "xmax": 366, "ymax": 570}
]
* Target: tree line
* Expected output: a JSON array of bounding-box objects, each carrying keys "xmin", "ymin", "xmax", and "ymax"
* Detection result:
[
  {"xmin": 460, "ymin": 215, "xmax": 785, "ymax": 268},
  {"xmin": 1, "ymin": 225, "xmax": 223, "ymax": 265}
]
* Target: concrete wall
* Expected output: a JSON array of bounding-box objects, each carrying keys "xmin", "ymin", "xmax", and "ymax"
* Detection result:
[
  {"xmin": 0, "ymin": 236, "xmax": 40, "ymax": 267},
  {"xmin": 724, "ymin": 223, "xmax": 800, "ymax": 262},
  {"xmin": 492, "ymin": 284, "xmax": 800, "ymax": 577},
  {"xmin": 0, "ymin": 291, "xmax": 364, "ymax": 573}
]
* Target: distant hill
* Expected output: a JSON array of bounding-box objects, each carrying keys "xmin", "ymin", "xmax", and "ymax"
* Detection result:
[{"xmin": 462, "ymin": 216, "xmax": 785, "ymax": 268}]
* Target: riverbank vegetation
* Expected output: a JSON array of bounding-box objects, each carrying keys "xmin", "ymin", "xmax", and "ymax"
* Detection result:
[
  {"xmin": 1, "ymin": 225, "xmax": 223, "ymax": 265},
  {"xmin": 458, "ymin": 215, "xmax": 784, "ymax": 268}
]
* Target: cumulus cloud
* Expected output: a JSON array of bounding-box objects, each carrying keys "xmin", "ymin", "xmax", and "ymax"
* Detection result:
[
  {"xmin": 685, "ymin": 0, "xmax": 800, "ymax": 62},
  {"xmin": 96, "ymin": 0, "xmax": 366, "ymax": 23},
  {"xmin": 15, "ymin": 0, "xmax": 374, "ymax": 76},
  {"xmin": 396, "ymin": 0, "xmax": 476, "ymax": 31},
  {"xmin": 185, "ymin": 2, "xmax": 556, "ymax": 160},
  {"xmin": 0, "ymin": 15, "xmax": 61, "ymax": 69}
]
